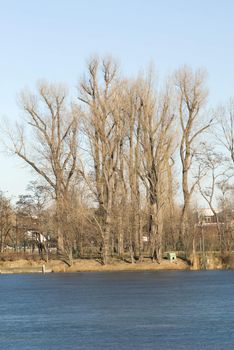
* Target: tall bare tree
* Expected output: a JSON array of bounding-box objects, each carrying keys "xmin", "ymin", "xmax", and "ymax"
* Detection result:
[
  {"xmin": 8, "ymin": 82, "xmax": 80, "ymax": 262},
  {"xmin": 136, "ymin": 76, "xmax": 175, "ymax": 261},
  {"xmin": 79, "ymin": 57, "xmax": 127, "ymax": 264},
  {"xmin": 174, "ymin": 66, "xmax": 212, "ymax": 252}
]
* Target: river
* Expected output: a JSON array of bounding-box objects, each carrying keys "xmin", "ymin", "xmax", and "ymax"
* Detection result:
[{"xmin": 0, "ymin": 270, "xmax": 233, "ymax": 349}]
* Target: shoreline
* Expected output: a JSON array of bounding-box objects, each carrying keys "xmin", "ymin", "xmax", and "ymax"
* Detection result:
[
  {"xmin": 0, "ymin": 256, "xmax": 231, "ymax": 274},
  {"xmin": 0, "ymin": 258, "xmax": 190, "ymax": 274}
]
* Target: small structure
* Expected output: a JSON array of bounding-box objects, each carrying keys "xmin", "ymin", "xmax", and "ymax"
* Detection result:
[
  {"xmin": 167, "ymin": 252, "xmax": 177, "ymax": 262},
  {"xmin": 196, "ymin": 208, "xmax": 220, "ymax": 226}
]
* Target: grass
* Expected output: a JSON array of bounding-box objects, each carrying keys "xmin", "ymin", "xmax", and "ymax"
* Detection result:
[{"xmin": 0, "ymin": 257, "xmax": 189, "ymax": 274}]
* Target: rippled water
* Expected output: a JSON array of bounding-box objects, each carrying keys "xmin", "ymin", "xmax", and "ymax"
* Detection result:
[{"xmin": 0, "ymin": 270, "xmax": 234, "ymax": 349}]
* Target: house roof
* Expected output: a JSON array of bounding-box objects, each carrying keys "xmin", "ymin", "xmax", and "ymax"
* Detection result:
[{"xmin": 196, "ymin": 208, "xmax": 220, "ymax": 217}]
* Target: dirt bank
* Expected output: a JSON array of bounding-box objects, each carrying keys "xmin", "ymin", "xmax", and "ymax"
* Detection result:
[{"xmin": 0, "ymin": 258, "xmax": 189, "ymax": 274}]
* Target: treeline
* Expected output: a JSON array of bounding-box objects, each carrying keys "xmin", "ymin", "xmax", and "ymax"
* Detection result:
[{"xmin": 1, "ymin": 57, "xmax": 234, "ymax": 265}]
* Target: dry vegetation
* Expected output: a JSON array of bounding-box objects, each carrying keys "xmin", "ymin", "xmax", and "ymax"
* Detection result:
[
  {"xmin": 1, "ymin": 56, "xmax": 234, "ymax": 269},
  {"xmin": 0, "ymin": 257, "xmax": 189, "ymax": 274}
]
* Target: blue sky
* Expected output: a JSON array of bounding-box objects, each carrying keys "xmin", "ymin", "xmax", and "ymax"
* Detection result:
[{"xmin": 1, "ymin": 0, "xmax": 234, "ymax": 199}]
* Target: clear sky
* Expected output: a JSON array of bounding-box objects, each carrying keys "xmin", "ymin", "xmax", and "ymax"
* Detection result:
[{"xmin": 1, "ymin": 0, "xmax": 234, "ymax": 200}]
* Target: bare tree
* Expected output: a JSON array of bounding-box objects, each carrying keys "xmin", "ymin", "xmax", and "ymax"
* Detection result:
[
  {"xmin": 136, "ymin": 76, "xmax": 175, "ymax": 261},
  {"xmin": 2, "ymin": 58, "xmax": 232, "ymax": 265},
  {"xmin": 79, "ymin": 57, "xmax": 127, "ymax": 264},
  {"xmin": 216, "ymin": 98, "xmax": 234, "ymax": 163},
  {"xmin": 7, "ymin": 82, "xmax": 80, "ymax": 263},
  {"xmin": 174, "ymin": 66, "xmax": 212, "ymax": 252},
  {"xmin": 164, "ymin": 156, "xmax": 178, "ymax": 250},
  {"xmin": 197, "ymin": 147, "xmax": 227, "ymax": 251},
  {"xmin": 120, "ymin": 80, "xmax": 144, "ymax": 262},
  {"xmin": 0, "ymin": 192, "xmax": 13, "ymax": 252}
]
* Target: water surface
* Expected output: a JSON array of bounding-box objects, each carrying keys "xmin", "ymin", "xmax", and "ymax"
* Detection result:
[{"xmin": 0, "ymin": 270, "xmax": 233, "ymax": 349}]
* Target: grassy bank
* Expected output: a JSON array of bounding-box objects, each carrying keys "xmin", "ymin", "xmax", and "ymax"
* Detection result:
[{"xmin": 0, "ymin": 258, "xmax": 189, "ymax": 274}]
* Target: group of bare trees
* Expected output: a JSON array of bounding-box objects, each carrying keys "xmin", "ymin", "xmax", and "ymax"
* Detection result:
[{"xmin": 2, "ymin": 57, "xmax": 234, "ymax": 264}]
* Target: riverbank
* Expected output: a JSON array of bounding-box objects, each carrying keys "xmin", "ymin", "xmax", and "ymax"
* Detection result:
[{"xmin": 0, "ymin": 258, "xmax": 189, "ymax": 274}]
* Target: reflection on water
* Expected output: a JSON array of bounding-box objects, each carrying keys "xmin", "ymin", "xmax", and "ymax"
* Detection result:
[{"xmin": 0, "ymin": 270, "xmax": 233, "ymax": 349}]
